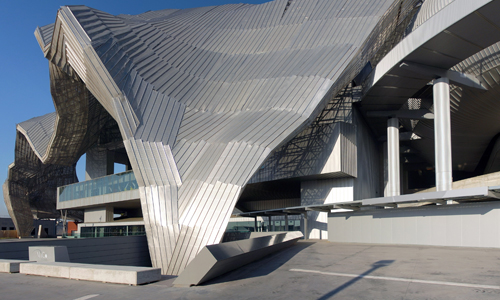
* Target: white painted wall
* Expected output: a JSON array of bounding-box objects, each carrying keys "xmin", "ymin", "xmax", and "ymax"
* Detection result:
[
  {"xmin": 302, "ymin": 178, "xmax": 354, "ymax": 240},
  {"xmin": 84, "ymin": 206, "xmax": 114, "ymax": 223},
  {"xmin": 329, "ymin": 201, "xmax": 500, "ymax": 248}
]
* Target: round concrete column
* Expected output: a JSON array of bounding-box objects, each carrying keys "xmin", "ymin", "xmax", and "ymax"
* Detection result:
[
  {"xmin": 433, "ymin": 77, "xmax": 453, "ymax": 191},
  {"xmin": 387, "ymin": 117, "xmax": 400, "ymax": 196}
]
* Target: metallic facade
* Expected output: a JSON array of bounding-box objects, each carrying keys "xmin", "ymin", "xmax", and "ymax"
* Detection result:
[{"xmin": 7, "ymin": 0, "xmax": 500, "ymax": 275}]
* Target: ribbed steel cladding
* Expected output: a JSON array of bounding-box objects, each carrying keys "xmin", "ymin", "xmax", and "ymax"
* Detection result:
[{"xmin": 4, "ymin": 0, "xmax": 428, "ymax": 274}]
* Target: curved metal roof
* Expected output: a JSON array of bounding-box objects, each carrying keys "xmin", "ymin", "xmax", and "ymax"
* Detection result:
[{"xmin": 41, "ymin": 0, "xmax": 397, "ymax": 274}]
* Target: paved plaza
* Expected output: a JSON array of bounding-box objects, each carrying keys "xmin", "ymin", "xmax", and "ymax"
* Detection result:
[{"xmin": 2, "ymin": 241, "xmax": 500, "ymax": 299}]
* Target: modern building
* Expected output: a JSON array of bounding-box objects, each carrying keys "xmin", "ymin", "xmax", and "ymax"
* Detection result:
[
  {"xmin": 0, "ymin": 217, "xmax": 57, "ymax": 238},
  {"xmin": 0, "ymin": 218, "xmax": 15, "ymax": 232},
  {"xmin": 4, "ymin": 0, "xmax": 500, "ymax": 275}
]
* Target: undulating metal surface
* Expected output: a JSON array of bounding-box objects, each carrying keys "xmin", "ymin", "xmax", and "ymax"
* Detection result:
[
  {"xmin": 9, "ymin": 0, "xmax": 477, "ymax": 275},
  {"xmin": 13, "ymin": 0, "xmax": 422, "ymax": 275},
  {"xmin": 3, "ymin": 131, "xmax": 81, "ymax": 237},
  {"xmin": 4, "ymin": 51, "xmax": 117, "ymax": 237},
  {"xmin": 248, "ymin": 86, "xmax": 357, "ymax": 184},
  {"xmin": 410, "ymin": 0, "xmax": 454, "ymax": 31},
  {"xmin": 34, "ymin": 23, "xmax": 54, "ymax": 56}
]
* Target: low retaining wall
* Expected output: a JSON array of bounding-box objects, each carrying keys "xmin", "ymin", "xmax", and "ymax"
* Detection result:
[
  {"xmin": 20, "ymin": 262, "xmax": 160, "ymax": 285},
  {"xmin": 0, "ymin": 259, "xmax": 30, "ymax": 273},
  {"xmin": 0, "ymin": 235, "xmax": 150, "ymax": 267},
  {"xmin": 328, "ymin": 201, "xmax": 500, "ymax": 248}
]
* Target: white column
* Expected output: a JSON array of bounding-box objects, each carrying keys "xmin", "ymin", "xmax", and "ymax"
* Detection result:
[
  {"xmin": 303, "ymin": 212, "xmax": 308, "ymax": 239},
  {"xmin": 387, "ymin": 117, "xmax": 400, "ymax": 196},
  {"xmin": 433, "ymin": 77, "xmax": 453, "ymax": 191}
]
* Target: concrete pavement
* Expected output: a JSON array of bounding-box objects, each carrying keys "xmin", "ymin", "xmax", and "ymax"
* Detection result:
[{"xmin": 1, "ymin": 240, "xmax": 500, "ymax": 299}]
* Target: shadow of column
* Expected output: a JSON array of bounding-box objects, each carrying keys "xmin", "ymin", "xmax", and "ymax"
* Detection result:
[{"xmin": 317, "ymin": 260, "xmax": 395, "ymax": 300}]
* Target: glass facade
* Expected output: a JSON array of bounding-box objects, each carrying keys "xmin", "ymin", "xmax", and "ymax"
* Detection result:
[
  {"xmin": 225, "ymin": 217, "xmax": 302, "ymax": 233},
  {"xmin": 59, "ymin": 170, "xmax": 138, "ymax": 202},
  {"xmin": 80, "ymin": 224, "xmax": 145, "ymax": 238},
  {"xmin": 222, "ymin": 217, "xmax": 303, "ymax": 242}
]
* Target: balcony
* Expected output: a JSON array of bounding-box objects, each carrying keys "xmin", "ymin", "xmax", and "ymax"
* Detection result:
[{"xmin": 58, "ymin": 170, "xmax": 139, "ymax": 204}]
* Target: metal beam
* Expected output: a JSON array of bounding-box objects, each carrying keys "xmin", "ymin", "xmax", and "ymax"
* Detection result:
[
  {"xmin": 284, "ymin": 209, "xmax": 306, "ymax": 214},
  {"xmin": 367, "ymin": 109, "xmax": 434, "ymax": 120},
  {"xmin": 379, "ymin": 132, "xmax": 421, "ymax": 142},
  {"xmin": 333, "ymin": 205, "xmax": 360, "ymax": 211},
  {"xmin": 305, "ymin": 207, "xmax": 332, "ymax": 212},
  {"xmin": 400, "ymin": 62, "xmax": 486, "ymax": 90}
]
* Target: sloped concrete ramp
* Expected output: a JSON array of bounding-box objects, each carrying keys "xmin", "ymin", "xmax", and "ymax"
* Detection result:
[{"xmin": 174, "ymin": 231, "xmax": 303, "ymax": 287}]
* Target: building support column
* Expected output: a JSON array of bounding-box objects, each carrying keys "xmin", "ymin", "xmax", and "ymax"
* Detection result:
[
  {"xmin": 433, "ymin": 77, "xmax": 453, "ymax": 191},
  {"xmin": 285, "ymin": 214, "xmax": 289, "ymax": 231},
  {"xmin": 387, "ymin": 117, "xmax": 400, "ymax": 196},
  {"xmin": 303, "ymin": 212, "xmax": 308, "ymax": 240}
]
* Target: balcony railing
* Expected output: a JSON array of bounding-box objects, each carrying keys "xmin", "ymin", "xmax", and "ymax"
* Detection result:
[{"xmin": 58, "ymin": 170, "xmax": 138, "ymax": 202}]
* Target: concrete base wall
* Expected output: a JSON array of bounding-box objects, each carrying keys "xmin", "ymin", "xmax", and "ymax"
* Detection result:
[
  {"xmin": 20, "ymin": 262, "xmax": 160, "ymax": 285},
  {"xmin": 328, "ymin": 201, "xmax": 500, "ymax": 248},
  {"xmin": 0, "ymin": 235, "xmax": 150, "ymax": 267}
]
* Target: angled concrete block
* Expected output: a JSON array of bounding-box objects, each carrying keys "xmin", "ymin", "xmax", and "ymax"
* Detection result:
[
  {"xmin": 29, "ymin": 246, "xmax": 70, "ymax": 262},
  {"xmin": 174, "ymin": 231, "xmax": 303, "ymax": 287},
  {"xmin": 69, "ymin": 264, "xmax": 161, "ymax": 285}
]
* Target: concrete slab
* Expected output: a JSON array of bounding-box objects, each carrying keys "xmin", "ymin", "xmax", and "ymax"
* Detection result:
[
  {"xmin": 0, "ymin": 259, "xmax": 30, "ymax": 273},
  {"xmin": 19, "ymin": 262, "xmax": 160, "ymax": 285},
  {"xmin": 68, "ymin": 264, "xmax": 161, "ymax": 285},
  {"xmin": 2, "ymin": 242, "xmax": 500, "ymax": 299},
  {"xmin": 21, "ymin": 262, "xmax": 71, "ymax": 278}
]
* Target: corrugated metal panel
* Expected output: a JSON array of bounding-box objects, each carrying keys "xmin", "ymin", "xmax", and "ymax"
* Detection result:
[
  {"xmin": 21, "ymin": 0, "xmax": 397, "ymax": 275},
  {"xmin": 352, "ymin": 108, "xmax": 380, "ymax": 200},
  {"xmin": 410, "ymin": 0, "xmax": 456, "ymax": 32},
  {"xmin": 16, "ymin": 113, "xmax": 56, "ymax": 159}
]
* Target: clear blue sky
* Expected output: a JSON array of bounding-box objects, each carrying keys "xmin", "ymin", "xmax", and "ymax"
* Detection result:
[{"xmin": 0, "ymin": 0, "xmax": 269, "ymax": 217}]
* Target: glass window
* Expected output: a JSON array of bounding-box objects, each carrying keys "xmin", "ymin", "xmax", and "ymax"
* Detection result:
[
  {"xmin": 80, "ymin": 227, "xmax": 95, "ymax": 238},
  {"xmin": 58, "ymin": 170, "xmax": 138, "ymax": 202}
]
